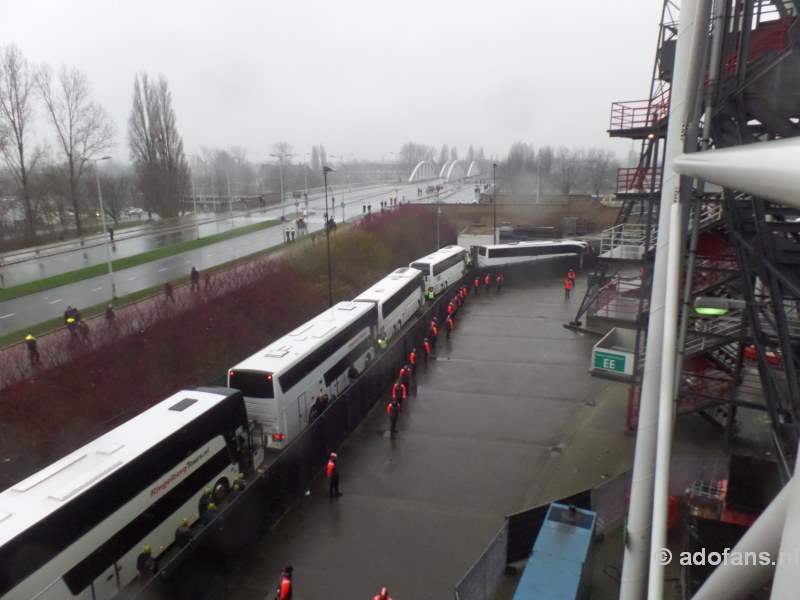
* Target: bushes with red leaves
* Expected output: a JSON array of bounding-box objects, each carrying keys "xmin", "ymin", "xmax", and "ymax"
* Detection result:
[{"xmin": 0, "ymin": 208, "xmax": 447, "ymax": 487}]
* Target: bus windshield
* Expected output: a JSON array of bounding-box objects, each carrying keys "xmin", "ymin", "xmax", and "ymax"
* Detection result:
[{"xmin": 229, "ymin": 370, "xmax": 275, "ymax": 398}]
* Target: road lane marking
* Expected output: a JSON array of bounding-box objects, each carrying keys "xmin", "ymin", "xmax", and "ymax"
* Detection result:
[
  {"xmin": 49, "ymin": 299, "xmax": 63, "ymax": 304},
  {"xmin": 127, "ymin": 276, "xmax": 137, "ymax": 281},
  {"xmin": 91, "ymin": 287, "xmax": 102, "ymax": 292},
  {"xmin": 207, "ymin": 252, "xmax": 215, "ymax": 257},
  {"xmin": 157, "ymin": 268, "xmax": 167, "ymax": 272},
  {"xmin": 184, "ymin": 260, "xmax": 192, "ymax": 264},
  {"xmin": 0, "ymin": 313, "xmax": 15, "ymax": 319}
]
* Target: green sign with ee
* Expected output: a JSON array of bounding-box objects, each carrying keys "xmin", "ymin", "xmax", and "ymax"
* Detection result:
[{"xmin": 594, "ymin": 350, "xmax": 626, "ymax": 374}]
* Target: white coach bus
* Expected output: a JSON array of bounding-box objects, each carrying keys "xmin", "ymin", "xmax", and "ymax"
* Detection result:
[
  {"xmin": 353, "ymin": 267, "xmax": 424, "ymax": 339},
  {"xmin": 0, "ymin": 388, "xmax": 254, "ymax": 600},
  {"xmin": 228, "ymin": 301, "xmax": 378, "ymax": 450},
  {"xmin": 409, "ymin": 245, "xmax": 468, "ymax": 295},
  {"xmin": 476, "ymin": 240, "xmax": 589, "ymax": 268}
]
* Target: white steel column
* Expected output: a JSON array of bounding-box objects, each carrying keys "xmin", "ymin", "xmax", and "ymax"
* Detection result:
[{"xmin": 619, "ymin": 1, "xmax": 710, "ymax": 597}]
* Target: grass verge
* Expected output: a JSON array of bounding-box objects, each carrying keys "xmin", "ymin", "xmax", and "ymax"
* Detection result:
[
  {"xmin": 0, "ymin": 222, "xmax": 352, "ymax": 349},
  {"xmin": 0, "ymin": 219, "xmax": 279, "ymax": 302}
]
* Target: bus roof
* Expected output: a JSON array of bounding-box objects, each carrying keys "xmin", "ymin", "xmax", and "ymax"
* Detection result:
[
  {"xmin": 0, "ymin": 388, "xmax": 238, "ymax": 547},
  {"xmin": 352, "ymin": 267, "xmax": 423, "ymax": 303},
  {"xmin": 478, "ymin": 239, "xmax": 588, "ymax": 251},
  {"xmin": 409, "ymin": 245, "xmax": 466, "ymax": 265},
  {"xmin": 229, "ymin": 301, "xmax": 375, "ymax": 374}
]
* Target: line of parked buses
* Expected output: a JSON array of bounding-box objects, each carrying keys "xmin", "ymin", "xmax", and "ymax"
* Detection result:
[{"xmin": 0, "ymin": 239, "xmax": 587, "ymax": 600}]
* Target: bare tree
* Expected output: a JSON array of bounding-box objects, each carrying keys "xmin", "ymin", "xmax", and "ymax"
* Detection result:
[
  {"xmin": 438, "ymin": 144, "xmax": 449, "ymax": 165},
  {"xmin": 399, "ymin": 142, "xmax": 435, "ymax": 176},
  {"xmin": 449, "ymin": 146, "xmax": 458, "ymax": 161},
  {"xmin": 36, "ymin": 64, "xmax": 114, "ymax": 236},
  {"xmin": 537, "ymin": 146, "xmax": 554, "ymax": 195},
  {"xmin": 270, "ymin": 141, "xmax": 293, "ymax": 163},
  {"xmin": 554, "ymin": 147, "xmax": 584, "ymax": 195},
  {"xmin": 466, "ymin": 144, "xmax": 475, "ymax": 162},
  {"xmin": 584, "ymin": 148, "xmax": 617, "ymax": 197},
  {"xmin": 0, "ymin": 44, "xmax": 41, "ymax": 239},
  {"xmin": 504, "ymin": 142, "xmax": 537, "ymax": 194},
  {"xmin": 127, "ymin": 72, "xmax": 190, "ymax": 218},
  {"xmin": 98, "ymin": 171, "xmax": 132, "ymax": 224}
]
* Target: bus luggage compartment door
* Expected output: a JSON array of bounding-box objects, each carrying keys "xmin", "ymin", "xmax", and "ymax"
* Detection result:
[{"xmin": 92, "ymin": 562, "xmax": 121, "ymax": 599}]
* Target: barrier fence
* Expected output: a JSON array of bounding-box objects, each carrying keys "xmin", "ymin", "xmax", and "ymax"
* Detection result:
[{"xmin": 135, "ymin": 291, "xmax": 453, "ymax": 598}]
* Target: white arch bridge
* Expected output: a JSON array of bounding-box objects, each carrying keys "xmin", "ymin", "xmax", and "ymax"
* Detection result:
[{"xmin": 407, "ymin": 160, "xmax": 483, "ymax": 183}]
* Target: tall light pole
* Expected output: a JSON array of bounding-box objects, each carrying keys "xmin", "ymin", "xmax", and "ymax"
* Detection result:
[
  {"xmin": 492, "ymin": 162, "xmax": 500, "ymax": 244},
  {"xmin": 270, "ymin": 152, "xmax": 293, "ymax": 219},
  {"xmin": 436, "ymin": 206, "xmax": 442, "ymax": 249},
  {"xmin": 303, "ymin": 152, "xmax": 310, "ymax": 207},
  {"xmin": 225, "ymin": 166, "xmax": 233, "ymax": 223},
  {"xmin": 324, "ymin": 166, "xmax": 335, "ymax": 307},
  {"xmin": 390, "ymin": 152, "xmax": 399, "ymax": 201},
  {"xmin": 83, "ymin": 156, "xmax": 116, "ymax": 300}
]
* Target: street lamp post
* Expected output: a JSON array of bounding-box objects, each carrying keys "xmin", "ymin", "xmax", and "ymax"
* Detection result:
[
  {"xmin": 270, "ymin": 152, "xmax": 293, "ymax": 220},
  {"xmin": 437, "ymin": 206, "xmax": 442, "ymax": 249},
  {"xmin": 492, "ymin": 162, "xmax": 500, "ymax": 244},
  {"xmin": 324, "ymin": 166, "xmax": 335, "ymax": 307},
  {"xmin": 303, "ymin": 152, "xmax": 310, "ymax": 207},
  {"xmin": 225, "ymin": 167, "xmax": 233, "ymax": 223},
  {"xmin": 84, "ymin": 155, "xmax": 116, "ymax": 300}
]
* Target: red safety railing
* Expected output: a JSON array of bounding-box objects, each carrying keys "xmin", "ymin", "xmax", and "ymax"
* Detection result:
[
  {"xmin": 616, "ymin": 166, "xmax": 663, "ymax": 194},
  {"xmin": 724, "ymin": 18, "xmax": 791, "ymax": 78},
  {"xmin": 609, "ymin": 88, "xmax": 670, "ymax": 132}
]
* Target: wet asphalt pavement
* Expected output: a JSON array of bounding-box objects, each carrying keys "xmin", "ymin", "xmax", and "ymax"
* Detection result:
[{"xmin": 189, "ymin": 261, "xmax": 635, "ymax": 600}]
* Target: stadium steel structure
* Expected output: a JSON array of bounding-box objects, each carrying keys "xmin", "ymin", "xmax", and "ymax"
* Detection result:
[
  {"xmin": 574, "ymin": 0, "xmax": 800, "ymax": 463},
  {"xmin": 569, "ymin": 0, "xmax": 800, "ymax": 596}
]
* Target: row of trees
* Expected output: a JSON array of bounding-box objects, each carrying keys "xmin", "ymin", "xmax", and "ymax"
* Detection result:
[
  {"xmin": 501, "ymin": 142, "xmax": 618, "ymax": 197},
  {"xmin": 1, "ymin": 40, "xmax": 619, "ymax": 247},
  {"xmin": 0, "ymin": 43, "xmax": 191, "ymax": 241}
]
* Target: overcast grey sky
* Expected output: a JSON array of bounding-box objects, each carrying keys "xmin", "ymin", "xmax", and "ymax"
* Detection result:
[{"xmin": 2, "ymin": 0, "xmax": 662, "ymax": 164}]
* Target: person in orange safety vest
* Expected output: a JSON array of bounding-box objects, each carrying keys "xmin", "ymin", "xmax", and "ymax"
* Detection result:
[
  {"xmin": 392, "ymin": 379, "xmax": 407, "ymax": 407},
  {"xmin": 373, "ymin": 587, "xmax": 393, "ymax": 600},
  {"xmin": 327, "ymin": 453, "xmax": 341, "ymax": 499},
  {"xmin": 277, "ymin": 566, "xmax": 293, "ymax": 600}
]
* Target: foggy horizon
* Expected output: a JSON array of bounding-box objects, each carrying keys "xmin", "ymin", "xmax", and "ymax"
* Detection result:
[{"xmin": 2, "ymin": 0, "xmax": 661, "ymax": 165}]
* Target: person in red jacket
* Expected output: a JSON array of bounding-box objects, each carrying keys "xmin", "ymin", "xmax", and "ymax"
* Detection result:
[
  {"xmin": 409, "ymin": 348, "xmax": 417, "ymax": 375},
  {"xmin": 422, "ymin": 337, "xmax": 431, "ymax": 363},
  {"xmin": 277, "ymin": 566, "xmax": 293, "ymax": 600},
  {"xmin": 565, "ymin": 277, "xmax": 573, "ymax": 299},
  {"xmin": 392, "ymin": 379, "xmax": 407, "ymax": 408},
  {"xmin": 373, "ymin": 587, "xmax": 392, "ymax": 600},
  {"xmin": 327, "ymin": 453, "xmax": 341, "ymax": 499},
  {"xmin": 387, "ymin": 398, "xmax": 400, "ymax": 434}
]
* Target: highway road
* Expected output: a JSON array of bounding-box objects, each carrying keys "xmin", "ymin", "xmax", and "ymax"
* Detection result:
[{"xmin": 0, "ymin": 180, "xmax": 481, "ymax": 336}]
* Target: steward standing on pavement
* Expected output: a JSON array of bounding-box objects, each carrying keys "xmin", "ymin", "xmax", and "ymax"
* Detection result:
[
  {"xmin": 391, "ymin": 379, "xmax": 407, "ymax": 408},
  {"xmin": 387, "ymin": 398, "xmax": 400, "ymax": 434},
  {"xmin": 25, "ymin": 332, "xmax": 41, "ymax": 365},
  {"xmin": 277, "ymin": 566, "xmax": 293, "ymax": 600},
  {"xmin": 174, "ymin": 518, "xmax": 193, "ymax": 548},
  {"xmin": 327, "ymin": 453, "xmax": 342, "ymax": 499},
  {"xmin": 373, "ymin": 587, "xmax": 393, "ymax": 600},
  {"xmin": 422, "ymin": 337, "xmax": 431, "ymax": 363},
  {"xmin": 565, "ymin": 277, "xmax": 573, "ymax": 299}
]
